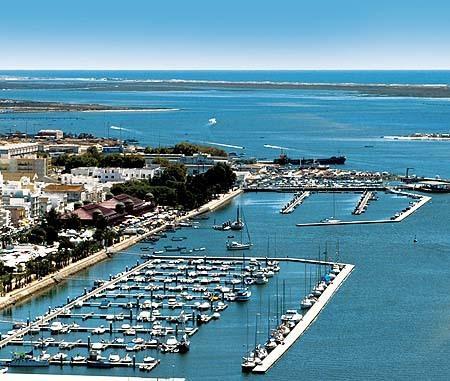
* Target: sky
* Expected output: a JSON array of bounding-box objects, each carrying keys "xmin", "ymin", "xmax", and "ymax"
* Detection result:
[{"xmin": 1, "ymin": 0, "xmax": 450, "ymax": 70}]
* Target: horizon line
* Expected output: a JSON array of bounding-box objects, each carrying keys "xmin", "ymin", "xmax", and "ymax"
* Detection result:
[{"xmin": 1, "ymin": 68, "xmax": 450, "ymax": 72}]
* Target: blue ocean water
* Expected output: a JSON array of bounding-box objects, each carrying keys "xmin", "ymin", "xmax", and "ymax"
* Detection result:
[
  {"xmin": 0, "ymin": 71, "xmax": 449, "ymax": 380},
  {"xmin": 1, "ymin": 70, "xmax": 450, "ymax": 177}
]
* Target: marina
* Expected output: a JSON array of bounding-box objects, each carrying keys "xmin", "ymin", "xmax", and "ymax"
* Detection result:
[
  {"xmin": 0, "ymin": 68, "xmax": 450, "ymax": 381},
  {"xmin": 0, "ymin": 248, "xmax": 312, "ymax": 374},
  {"xmin": 0, "ymin": 190, "xmax": 356, "ymax": 378}
]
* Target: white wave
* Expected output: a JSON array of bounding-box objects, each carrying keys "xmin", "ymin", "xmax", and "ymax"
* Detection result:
[
  {"xmin": 110, "ymin": 125, "xmax": 132, "ymax": 132},
  {"xmin": 202, "ymin": 141, "xmax": 244, "ymax": 150},
  {"xmin": 263, "ymin": 144, "xmax": 293, "ymax": 151}
]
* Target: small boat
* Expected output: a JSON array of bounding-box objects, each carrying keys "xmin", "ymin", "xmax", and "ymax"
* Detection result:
[
  {"xmin": 143, "ymin": 356, "xmax": 158, "ymax": 364},
  {"xmin": 230, "ymin": 207, "xmax": 245, "ymax": 230},
  {"xmin": 265, "ymin": 338, "xmax": 278, "ymax": 352},
  {"xmin": 254, "ymin": 271, "xmax": 268, "ymax": 285},
  {"xmin": 72, "ymin": 355, "xmax": 86, "ymax": 363},
  {"xmin": 320, "ymin": 217, "xmax": 341, "ymax": 224},
  {"xmin": 177, "ymin": 334, "xmax": 190, "ymax": 354},
  {"xmin": 0, "ymin": 367, "xmax": 8, "ymax": 373},
  {"xmin": 86, "ymin": 350, "xmax": 111, "ymax": 369},
  {"xmin": 235, "ymin": 287, "xmax": 252, "ymax": 302},
  {"xmin": 226, "ymin": 241, "xmax": 252, "ymax": 251},
  {"xmin": 300, "ymin": 297, "xmax": 313, "ymax": 310},
  {"xmin": 281, "ymin": 309, "xmax": 303, "ymax": 324},
  {"xmin": 52, "ymin": 353, "xmax": 68, "ymax": 361},
  {"xmin": 241, "ymin": 356, "xmax": 256, "ymax": 372},
  {"xmin": 208, "ymin": 117, "xmax": 217, "ymax": 125},
  {"xmin": 49, "ymin": 321, "xmax": 65, "ymax": 335},
  {"xmin": 92, "ymin": 325, "xmax": 106, "ymax": 335}
]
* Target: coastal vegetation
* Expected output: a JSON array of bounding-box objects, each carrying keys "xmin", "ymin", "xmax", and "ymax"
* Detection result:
[
  {"xmin": 0, "ymin": 209, "xmax": 117, "ymax": 295},
  {"xmin": 52, "ymin": 147, "xmax": 145, "ymax": 172},
  {"xmin": 111, "ymin": 162, "xmax": 236, "ymax": 210},
  {"xmin": 145, "ymin": 142, "xmax": 227, "ymax": 157}
]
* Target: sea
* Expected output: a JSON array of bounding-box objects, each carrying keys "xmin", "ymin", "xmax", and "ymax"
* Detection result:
[{"xmin": 0, "ymin": 71, "xmax": 449, "ymax": 380}]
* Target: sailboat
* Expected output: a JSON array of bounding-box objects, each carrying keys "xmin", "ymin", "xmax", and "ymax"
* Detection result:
[
  {"xmin": 320, "ymin": 192, "xmax": 341, "ymax": 224},
  {"xmin": 230, "ymin": 207, "xmax": 245, "ymax": 230},
  {"xmin": 226, "ymin": 208, "xmax": 252, "ymax": 250},
  {"xmin": 235, "ymin": 250, "xmax": 252, "ymax": 301}
]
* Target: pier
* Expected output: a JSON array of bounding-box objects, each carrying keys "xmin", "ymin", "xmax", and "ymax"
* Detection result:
[
  {"xmin": 297, "ymin": 190, "xmax": 431, "ymax": 227},
  {"xmin": 252, "ymin": 263, "xmax": 355, "ymax": 373},
  {"xmin": 352, "ymin": 191, "xmax": 374, "ymax": 215},
  {"xmin": 280, "ymin": 191, "xmax": 310, "ymax": 214}
]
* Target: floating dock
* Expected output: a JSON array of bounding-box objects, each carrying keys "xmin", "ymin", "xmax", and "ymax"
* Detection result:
[
  {"xmin": 252, "ymin": 263, "xmax": 355, "ymax": 373},
  {"xmin": 280, "ymin": 191, "xmax": 310, "ymax": 214}
]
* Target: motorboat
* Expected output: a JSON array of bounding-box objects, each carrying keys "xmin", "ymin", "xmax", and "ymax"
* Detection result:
[
  {"xmin": 241, "ymin": 356, "xmax": 257, "ymax": 372},
  {"xmin": 300, "ymin": 297, "xmax": 313, "ymax": 310},
  {"xmin": 50, "ymin": 321, "xmax": 65, "ymax": 335},
  {"xmin": 177, "ymin": 334, "xmax": 190, "ymax": 354},
  {"xmin": 320, "ymin": 217, "xmax": 341, "ymax": 224},
  {"xmin": 254, "ymin": 271, "xmax": 268, "ymax": 285},
  {"xmin": 72, "ymin": 355, "xmax": 86, "ymax": 363},
  {"xmin": 52, "ymin": 353, "xmax": 68, "ymax": 361},
  {"xmin": 226, "ymin": 241, "xmax": 252, "ymax": 251},
  {"xmin": 281, "ymin": 309, "xmax": 303, "ymax": 324},
  {"xmin": 235, "ymin": 288, "xmax": 252, "ymax": 302}
]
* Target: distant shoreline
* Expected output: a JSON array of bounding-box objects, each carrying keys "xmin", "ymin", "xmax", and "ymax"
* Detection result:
[
  {"xmin": 2, "ymin": 79, "xmax": 450, "ymax": 98},
  {"xmin": 0, "ymin": 98, "xmax": 176, "ymax": 113}
]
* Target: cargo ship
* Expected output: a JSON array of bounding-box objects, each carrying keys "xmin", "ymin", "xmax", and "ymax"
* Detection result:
[{"xmin": 274, "ymin": 154, "xmax": 346, "ymax": 166}]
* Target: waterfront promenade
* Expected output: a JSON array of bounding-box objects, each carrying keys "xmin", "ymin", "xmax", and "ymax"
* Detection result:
[{"xmin": 0, "ymin": 188, "xmax": 243, "ymax": 311}]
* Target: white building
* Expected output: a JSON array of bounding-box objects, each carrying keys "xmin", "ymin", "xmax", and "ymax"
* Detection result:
[
  {"xmin": 0, "ymin": 142, "xmax": 39, "ymax": 159},
  {"xmin": 67, "ymin": 166, "xmax": 161, "ymax": 184},
  {"xmin": 144, "ymin": 153, "xmax": 228, "ymax": 175},
  {"xmin": 0, "ymin": 171, "xmax": 10, "ymax": 227}
]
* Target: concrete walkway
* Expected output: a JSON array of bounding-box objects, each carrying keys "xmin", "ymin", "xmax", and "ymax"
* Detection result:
[{"xmin": 252, "ymin": 264, "xmax": 355, "ymax": 373}]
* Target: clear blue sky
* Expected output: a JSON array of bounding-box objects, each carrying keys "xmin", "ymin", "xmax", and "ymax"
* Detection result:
[{"xmin": 1, "ymin": 0, "xmax": 450, "ymax": 69}]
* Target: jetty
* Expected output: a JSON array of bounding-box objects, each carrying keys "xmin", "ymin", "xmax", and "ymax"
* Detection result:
[
  {"xmin": 280, "ymin": 191, "xmax": 310, "ymax": 214},
  {"xmin": 297, "ymin": 190, "xmax": 431, "ymax": 227},
  {"xmin": 252, "ymin": 263, "xmax": 355, "ymax": 373},
  {"xmin": 352, "ymin": 191, "xmax": 374, "ymax": 215}
]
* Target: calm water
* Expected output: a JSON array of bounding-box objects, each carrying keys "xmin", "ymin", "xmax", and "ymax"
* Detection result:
[
  {"xmin": 1, "ymin": 70, "xmax": 450, "ymax": 177},
  {"xmin": 0, "ymin": 71, "xmax": 449, "ymax": 380}
]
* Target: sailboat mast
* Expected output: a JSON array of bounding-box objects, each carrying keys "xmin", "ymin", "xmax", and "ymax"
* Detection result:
[{"xmin": 267, "ymin": 295, "xmax": 271, "ymax": 339}]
